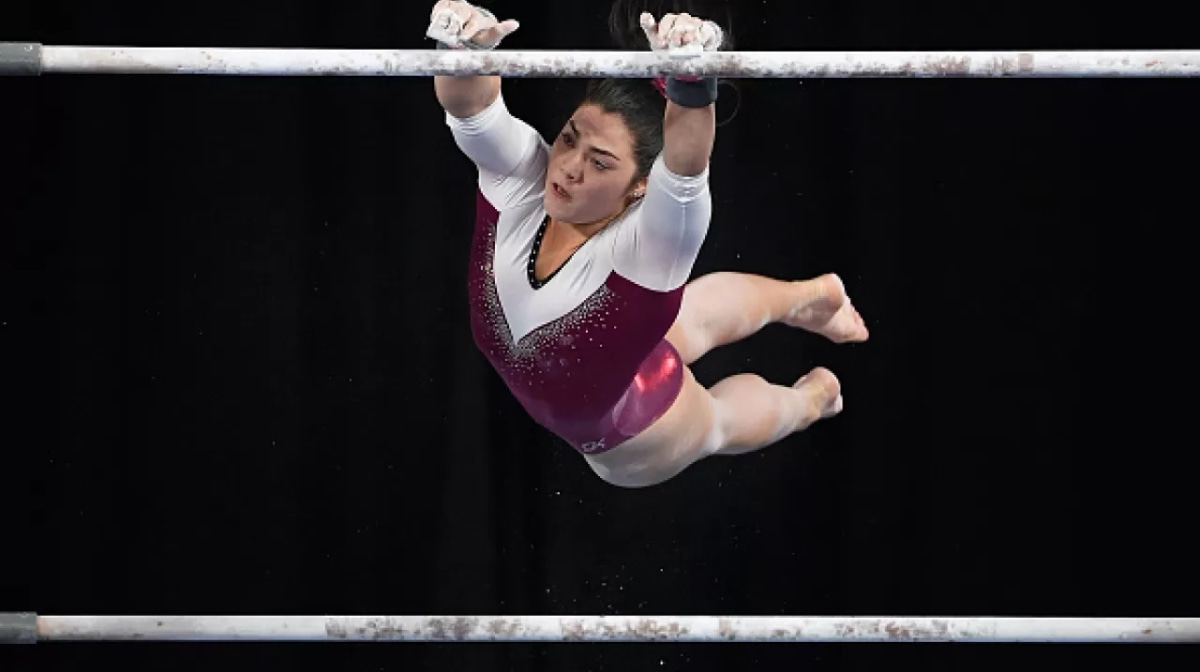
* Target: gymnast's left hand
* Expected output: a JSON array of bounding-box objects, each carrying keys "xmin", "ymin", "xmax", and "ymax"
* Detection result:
[{"xmin": 639, "ymin": 11, "xmax": 723, "ymax": 54}]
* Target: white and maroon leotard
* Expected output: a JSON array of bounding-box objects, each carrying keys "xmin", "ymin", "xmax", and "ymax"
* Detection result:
[{"xmin": 447, "ymin": 95, "xmax": 711, "ymax": 455}]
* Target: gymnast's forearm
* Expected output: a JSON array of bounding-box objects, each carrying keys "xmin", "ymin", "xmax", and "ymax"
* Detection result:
[
  {"xmin": 434, "ymin": 74, "xmax": 501, "ymax": 119},
  {"xmin": 662, "ymin": 102, "xmax": 716, "ymax": 177}
]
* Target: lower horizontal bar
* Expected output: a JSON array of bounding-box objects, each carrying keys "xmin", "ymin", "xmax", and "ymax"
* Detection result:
[
  {"xmin": 8, "ymin": 614, "xmax": 1200, "ymax": 643},
  {"xmin": 3, "ymin": 44, "xmax": 1200, "ymax": 77}
]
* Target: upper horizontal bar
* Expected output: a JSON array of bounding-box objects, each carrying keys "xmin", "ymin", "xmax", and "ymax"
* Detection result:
[
  {"xmin": 9, "ymin": 614, "xmax": 1200, "ymax": 643},
  {"xmin": 3, "ymin": 44, "xmax": 1200, "ymax": 77}
]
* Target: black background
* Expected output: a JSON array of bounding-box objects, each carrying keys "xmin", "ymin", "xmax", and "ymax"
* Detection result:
[{"xmin": 2, "ymin": 0, "xmax": 1198, "ymax": 669}]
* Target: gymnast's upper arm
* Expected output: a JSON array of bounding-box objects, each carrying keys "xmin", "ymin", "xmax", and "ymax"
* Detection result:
[
  {"xmin": 610, "ymin": 155, "xmax": 712, "ymax": 291},
  {"xmin": 445, "ymin": 93, "xmax": 548, "ymax": 210}
]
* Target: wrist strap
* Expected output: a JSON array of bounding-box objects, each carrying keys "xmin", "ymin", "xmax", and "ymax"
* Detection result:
[{"xmin": 665, "ymin": 77, "xmax": 718, "ymax": 108}]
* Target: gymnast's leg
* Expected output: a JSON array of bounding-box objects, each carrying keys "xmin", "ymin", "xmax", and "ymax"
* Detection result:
[
  {"xmin": 583, "ymin": 365, "xmax": 842, "ymax": 488},
  {"xmin": 666, "ymin": 272, "xmax": 868, "ymax": 365},
  {"xmin": 583, "ymin": 273, "xmax": 865, "ymax": 488}
]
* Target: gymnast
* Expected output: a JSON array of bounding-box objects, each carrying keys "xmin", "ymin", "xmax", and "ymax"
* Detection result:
[{"xmin": 429, "ymin": 0, "xmax": 868, "ymax": 487}]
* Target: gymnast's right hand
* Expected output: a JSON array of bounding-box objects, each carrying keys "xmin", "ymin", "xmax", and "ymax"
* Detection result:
[{"xmin": 427, "ymin": 1, "xmax": 520, "ymax": 50}]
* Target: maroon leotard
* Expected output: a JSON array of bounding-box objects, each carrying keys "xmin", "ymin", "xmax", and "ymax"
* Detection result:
[{"xmin": 449, "ymin": 95, "xmax": 711, "ymax": 455}]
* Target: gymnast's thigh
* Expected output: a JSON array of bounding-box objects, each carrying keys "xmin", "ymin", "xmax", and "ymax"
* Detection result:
[{"xmin": 583, "ymin": 366, "xmax": 720, "ymax": 487}]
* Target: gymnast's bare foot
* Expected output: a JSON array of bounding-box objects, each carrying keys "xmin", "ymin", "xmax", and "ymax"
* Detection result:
[
  {"xmin": 782, "ymin": 273, "xmax": 869, "ymax": 343},
  {"xmin": 794, "ymin": 366, "xmax": 844, "ymax": 418}
]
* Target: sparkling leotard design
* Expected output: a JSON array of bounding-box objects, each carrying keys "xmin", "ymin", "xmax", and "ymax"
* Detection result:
[{"xmin": 448, "ymin": 95, "xmax": 711, "ymax": 454}]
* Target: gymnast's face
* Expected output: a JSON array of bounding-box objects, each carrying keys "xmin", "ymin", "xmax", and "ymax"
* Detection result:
[{"xmin": 545, "ymin": 104, "xmax": 646, "ymax": 226}]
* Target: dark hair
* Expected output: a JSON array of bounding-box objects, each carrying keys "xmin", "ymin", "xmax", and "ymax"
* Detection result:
[{"xmin": 580, "ymin": 0, "xmax": 738, "ymax": 182}]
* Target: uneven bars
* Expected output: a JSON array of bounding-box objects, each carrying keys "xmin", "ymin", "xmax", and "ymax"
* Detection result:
[
  {"xmin": 3, "ymin": 613, "xmax": 1200, "ymax": 643},
  {"xmin": 3, "ymin": 43, "xmax": 1200, "ymax": 77}
]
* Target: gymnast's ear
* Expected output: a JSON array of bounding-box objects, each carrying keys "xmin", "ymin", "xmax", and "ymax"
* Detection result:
[{"xmin": 626, "ymin": 175, "xmax": 649, "ymax": 204}]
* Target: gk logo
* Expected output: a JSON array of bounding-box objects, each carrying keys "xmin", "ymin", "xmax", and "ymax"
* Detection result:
[{"xmin": 581, "ymin": 439, "xmax": 606, "ymax": 454}]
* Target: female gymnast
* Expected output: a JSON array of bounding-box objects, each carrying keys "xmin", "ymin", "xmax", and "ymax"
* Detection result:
[{"xmin": 429, "ymin": 0, "xmax": 868, "ymax": 488}]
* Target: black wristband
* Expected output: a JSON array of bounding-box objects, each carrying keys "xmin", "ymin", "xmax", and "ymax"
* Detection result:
[{"xmin": 665, "ymin": 77, "xmax": 718, "ymax": 108}]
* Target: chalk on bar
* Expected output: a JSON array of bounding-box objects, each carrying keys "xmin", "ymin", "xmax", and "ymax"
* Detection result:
[{"xmin": 0, "ymin": 613, "xmax": 37, "ymax": 644}]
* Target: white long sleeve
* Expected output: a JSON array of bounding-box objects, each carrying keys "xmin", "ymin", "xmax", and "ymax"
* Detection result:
[
  {"xmin": 444, "ymin": 94, "xmax": 549, "ymax": 211},
  {"xmin": 609, "ymin": 155, "xmax": 712, "ymax": 291}
]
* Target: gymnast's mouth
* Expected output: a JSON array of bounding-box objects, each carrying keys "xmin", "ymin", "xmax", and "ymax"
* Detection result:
[{"xmin": 551, "ymin": 183, "xmax": 572, "ymax": 200}]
